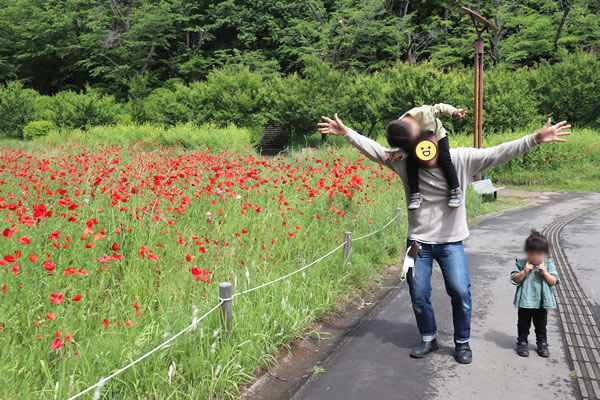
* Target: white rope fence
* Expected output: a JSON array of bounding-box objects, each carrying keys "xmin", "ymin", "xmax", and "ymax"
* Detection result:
[{"xmin": 68, "ymin": 209, "xmax": 402, "ymax": 399}]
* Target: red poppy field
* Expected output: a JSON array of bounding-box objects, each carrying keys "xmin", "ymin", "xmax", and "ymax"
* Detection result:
[{"xmin": 0, "ymin": 142, "xmax": 406, "ymax": 399}]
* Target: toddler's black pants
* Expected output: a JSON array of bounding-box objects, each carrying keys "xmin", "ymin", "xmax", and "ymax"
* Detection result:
[{"xmin": 517, "ymin": 307, "xmax": 548, "ymax": 343}]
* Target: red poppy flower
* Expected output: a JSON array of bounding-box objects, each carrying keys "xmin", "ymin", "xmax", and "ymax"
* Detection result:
[
  {"xmin": 46, "ymin": 313, "xmax": 56, "ymax": 320},
  {"xmin": 43, "ymin": 261, "xmax": 56, "ymax": 271},
  {"xmin": 111, "ymin": 243, "xmax": 119, "ymax": 251},
  {"xmin": 50, "ymin": 293, "xmax": 64, "ymax": 305},
  {"xmin": 102, "ymin": 319, "xmax": 109, "ymax": 328},
  {"xmin": 125, "ymin": 320, "xmax": 132, "ymax": 327},
  {"xmin": 185, "ymin": 254, "xmax": 192, "ymax": 262},
  {"xmin": 72, "ymin": 294, "xmax": 81, "ymax": 302},
  {"xmin": 29, "ymin": 254, "xmax": 38, "ymax": 263},
  {"xmin": 51, "ymin": 338, "xmax": 63, "ymax": 350}
]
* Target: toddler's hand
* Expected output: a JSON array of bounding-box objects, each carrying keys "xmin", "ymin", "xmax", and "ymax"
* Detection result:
[
  {"xmin": 537, "ymin": 262, "xmax": 546, "ymax": 274},
  {"xmin": 524, "ymin": 263, "xmax": 535, "ymax": 273},
  {"xmin": 452, "ymin": 108, "xmax": 467, "ymax": 119}
]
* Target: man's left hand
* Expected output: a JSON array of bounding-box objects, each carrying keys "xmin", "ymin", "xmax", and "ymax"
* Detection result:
[{"xmin": 534, "ymin": 118, "xmax": 572, "ymax": 144}]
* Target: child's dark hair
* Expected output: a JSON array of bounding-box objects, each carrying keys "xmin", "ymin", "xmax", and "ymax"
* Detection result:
[
  {"xmin": 524, "ymin": 230, "xmax": 550, "ymax": 253},
  {"xmin": 385, "ymin": 120, "xmax": 413, "ymax": 152}
]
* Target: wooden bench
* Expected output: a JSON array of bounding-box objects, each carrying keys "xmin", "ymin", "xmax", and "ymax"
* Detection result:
[{"xmin": 471, "ymin": 178, "xmax": 505, "ymax": 199}]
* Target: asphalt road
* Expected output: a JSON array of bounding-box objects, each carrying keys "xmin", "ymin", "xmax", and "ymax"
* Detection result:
[
  {"xmin": 561, "ymin": 208, "xmax": 600, "ymax": 322},
  {"xmin": 292, "ymin": 192, "xmax": 600, "ymax": 400}
]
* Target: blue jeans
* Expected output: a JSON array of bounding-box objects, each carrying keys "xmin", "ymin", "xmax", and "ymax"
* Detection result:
[{"xmin": 406, "ymin": 240, "xmax": 472, "ymax": 343}]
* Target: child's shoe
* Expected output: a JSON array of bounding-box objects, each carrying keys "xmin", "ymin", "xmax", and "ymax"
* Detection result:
[
  {"xmin": 516, "ymin": 341, "xmax": 529, "ymax": 357},
  {"xmin": 536, "ymin": 341, "xmax": 550, "ymax": 357},
  {"xmin": 408, "ymin": 193, "xmax": 422, "ymax": 210},
  {"xmin": 448, "ymin": 188, "xmax": 462, "ymax": 208}
]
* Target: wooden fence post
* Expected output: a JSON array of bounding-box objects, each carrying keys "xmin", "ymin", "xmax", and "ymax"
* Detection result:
[
  {"xmin": 219, "ymin": 282, "xmax": 233, "ymax": 332},
  {"xmin": 344, "ymin": 231, "xmax": 352, "ymax": 264}
]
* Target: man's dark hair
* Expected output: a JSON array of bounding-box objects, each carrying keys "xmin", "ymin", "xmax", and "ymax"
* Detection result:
[
  {"xmin": 385, "ymin": 120, "xmax": 413, "ymax": 152},
  {"xmin": 524, "ymin": 230, "xmax": 550, "ymax": 253}
]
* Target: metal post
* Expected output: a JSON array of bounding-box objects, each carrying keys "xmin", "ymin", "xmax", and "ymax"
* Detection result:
[
  {"xmin": 473, "ymin": 37, "xmax": 485, "ymax": 181},
  {"xmin": 477, "ymin": 39, "xmax": 484, "ymax": 149},
  {"xmin": 473, "ymin": 40, "xmax": 480, "ymax": 150},
  {"xmin": 344, "ymin": 231, "xmax": 352, "ymax": 264},
  {"xmin": 396, "ymin": 208, "xmax": 402, "ymax": 228},
  {"xmin": 219, "ymin": 282, "xmax": 233, "ymax": 332}
]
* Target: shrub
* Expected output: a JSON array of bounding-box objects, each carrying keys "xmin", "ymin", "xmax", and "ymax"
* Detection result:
[
  {"xmin": 0, "ymin": 81, "xmax": 39, "ymax": 138},
  {"xmin": 482, "ymin": 67, "xmax": 540, "ymax": 132},
  {"xmin": 23, "ymin": 120, "xmax": 56, "ymax": 140},
  {"xmin": 199, "ymin": 65, "xmax": 273, "ymax": 129},
  {"xmin": 142, "ymin": 87, "xmax": 192, "ymax": 126},
  {"xmin": 39, "ymin": 87, "xmax": 126, "ymax": 129},
  {"xmin": 533, "ymin": 51, "xmax": 600, "ymax": 127}
]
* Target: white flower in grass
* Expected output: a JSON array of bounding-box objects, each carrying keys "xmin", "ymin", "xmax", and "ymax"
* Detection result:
[
  {"xmin": 287, "ymin": 280, "xmax": 291, "ymax": 289},
  {"xmin": 302, "ymin": 271, "xmax": 306, "ymax": 280},
  {"xmin": 212, "ymin": 328, "xmax": 220, "ymax": 337},
  {"xmin": 236, "ymin": 195, "xmax": 241, "ymax": 200},
  {"xmin": 274, "ymin": 320, "xmax": 278, "ymax": 328},
  {"xmin": 234, "ymin": 274, "xmax": 238, "ymax": 288},
  {"xmin": 69, "ymin": 375, "xmax": 74, "ymax": 391},
  {"xmin": 281, "ymin": 297, "xmax": 286, "ymax": 310},
  {"xmin": 215, "ymin": 364, "xmax": 222, "ymax": 377},
  {"xmin": 192, "ymin": 306, "xmax": 199, "ymax": 330},
  {"xmin": 168, "ymin": 361, "xmax": 176, "ymax": 384},
  {"xmin": 245, "ymin": 266, "xmax": 250, "ymax": 285},
  {"xmin": 210, "ymin": 342, "xmax": 217, "ymax": 354},
  {"xmin": 54, "ymin": 381, "xmax": 59, "ymax": 400},
  {"xmin": 92, "ymin": 377, "xmax": 106, "ymax": 400},
  {"xmin": 200, "ymin": 328, "xmax": 204, "ymax": 338},
  {"xmin": 163, "ymin": 331, "xmax": 171, "ymax": 339}
]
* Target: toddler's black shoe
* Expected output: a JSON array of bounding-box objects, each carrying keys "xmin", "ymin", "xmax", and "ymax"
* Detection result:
[
  {"xmin": 537, "ymin": 341, "xmax": 550, "ymax": 357},
  {"xmin": 517, "ymin": 341, "xmax": 529, "ymax": 357}
]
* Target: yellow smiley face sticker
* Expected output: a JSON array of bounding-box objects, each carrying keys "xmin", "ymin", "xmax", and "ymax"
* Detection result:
[{"xmin": 414, "ymin": 140, "xmax": 438, "ymax": 161}]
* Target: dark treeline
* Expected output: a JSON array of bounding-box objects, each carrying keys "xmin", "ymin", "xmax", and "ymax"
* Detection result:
[{"xmin": 1, "ymin": 0, "xmax": 599, "ymax": 96}]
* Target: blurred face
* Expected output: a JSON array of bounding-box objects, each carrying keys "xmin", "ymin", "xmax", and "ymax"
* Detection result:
[{"xmin": 526, "ymin": 250, "xmax": 547, "ymax": 266}]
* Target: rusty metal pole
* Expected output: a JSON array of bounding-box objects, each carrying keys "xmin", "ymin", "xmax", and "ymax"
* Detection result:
[
  {"xmin": 461, "ymin": 7, "xmax": 498, "ymax": 182},
  {"xmin": 473, "ymin": 37, "xmax": 485, "ymax": 181},
  {"xmin": 473, "ymin": 40, "xmax": 480, "ymax": 151},
  {"xmin": 476, "ymin": 38, "xmax": 484, "ymax": 150}
]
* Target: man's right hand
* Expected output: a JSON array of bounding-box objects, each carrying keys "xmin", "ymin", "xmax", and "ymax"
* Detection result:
[{"xmin": 318, "ymin": 114, "xmax": 350, "ymax": 136}]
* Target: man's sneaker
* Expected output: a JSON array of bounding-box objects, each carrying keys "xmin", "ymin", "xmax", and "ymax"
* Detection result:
[
  {"xmin": 536, "ymin": 341, "xmax": 550, "ymax": 358},
  {"xmin": 408, "ymin": 193, "xmax": 422, "ymax": 210},
  {"xmin": 409, "ymin": 339, "xmax": 438, "ymax": 358},
  {"xmin": 454, "ymin": 341, "xmax": 472, "ymax": 364},
  {"xmin": 448, "ymin": 188, "xmax": 462, "ymax": 208},
  {"xmin": 517, "ymin": 341, "xmax": 529, "ymax": 357}
]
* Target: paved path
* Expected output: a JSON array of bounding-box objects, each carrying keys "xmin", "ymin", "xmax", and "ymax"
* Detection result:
[{"xmin": 292, "ymin": 192, "xmax": 600, "ymax": 400}]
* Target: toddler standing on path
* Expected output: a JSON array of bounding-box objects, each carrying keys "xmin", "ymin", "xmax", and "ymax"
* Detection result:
[{"xmin": 510, "ymin": 230, "xmax": 559, "ymax": 357}]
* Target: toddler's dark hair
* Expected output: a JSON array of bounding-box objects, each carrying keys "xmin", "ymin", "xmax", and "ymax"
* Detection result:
[
  {"xmin": 385, "ymin": 120, "xmax": 413, "ymax": 152},
  {"xmin": 524, "ymin": 230, "xmax": 550, "ymax": 253}
]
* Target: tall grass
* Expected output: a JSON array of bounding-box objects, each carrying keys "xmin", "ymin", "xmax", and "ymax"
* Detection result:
[{"xmin": 39, "ymin": 123, "xmax": 253, "ymax": 152}]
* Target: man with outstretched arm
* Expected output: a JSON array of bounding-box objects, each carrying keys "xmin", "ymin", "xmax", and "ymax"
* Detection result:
[{"xmin": 317, "ymin": 114, "xmax": 571, "ymax": 364}]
